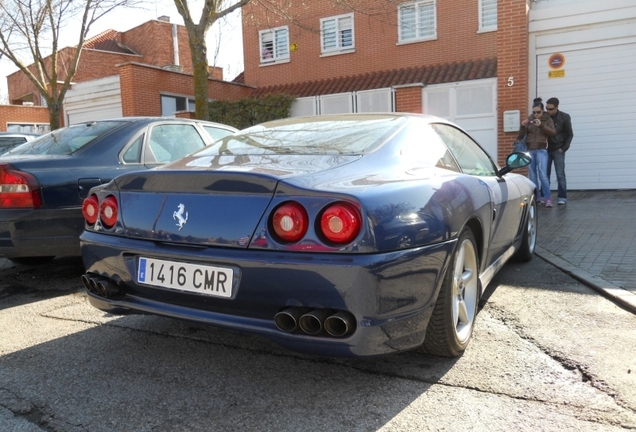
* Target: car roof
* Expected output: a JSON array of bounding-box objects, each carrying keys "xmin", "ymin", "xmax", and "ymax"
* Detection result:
[
  {"xmin": 250, "ymin": 112, "xmax": 450, "ymax": 128},
  {"xmin": 0, "ymin": 132, "xmax": 41, "ymax": 137},
  {"xmin": 85, "ymin": 117, "xmax": 238, "ymax": 131}
]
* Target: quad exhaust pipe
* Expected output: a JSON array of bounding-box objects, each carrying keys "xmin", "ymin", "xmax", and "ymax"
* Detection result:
[
  {"xmin": 84, "ymin": 273, "xmax": 355, "ymax": 336},
  {"xmin": 274, "ymin": 307, "xmax": 355, "ymax": 337},
  {"xmin": 81, "ymin": 274, "xmax": 124, "ymax": 299},
  {"xmin": 274, "ymin": 307, "xmax": 310, "ymax": 333},
  {"xmin": 324, "ymin": 311, "xmax": 354, "ymax": 338},
  {"xmin": 299, "ymin": 309, "xmax": 333, "ymax": 335}
]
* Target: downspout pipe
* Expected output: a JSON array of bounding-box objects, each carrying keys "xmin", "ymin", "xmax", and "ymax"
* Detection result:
[{"xmin": 173, "ymin": 23, "xmax": 179, "ymax": 66}]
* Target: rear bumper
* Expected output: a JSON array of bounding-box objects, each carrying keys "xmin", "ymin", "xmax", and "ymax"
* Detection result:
[
  {"xmin": 80, "ymin": 231, "xmax": 456, "ymax": 357},
  {"xmin": 0, "ymin": 208, "xmax": 83, "ymax": 258}
]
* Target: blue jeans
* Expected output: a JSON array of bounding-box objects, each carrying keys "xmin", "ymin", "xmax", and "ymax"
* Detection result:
[
  {"xmin": 548, "ymin": 150, "xmax": 567, "ymax": 199},
  {"xmin": 529, "ymin": 149, "xmax": 550, "ymax": 201}
]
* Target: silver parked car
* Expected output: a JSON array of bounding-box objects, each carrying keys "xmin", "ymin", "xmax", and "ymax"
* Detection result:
[{"xmin": 0, "ymin": 132, "xmax": 41, "ymax": 154}]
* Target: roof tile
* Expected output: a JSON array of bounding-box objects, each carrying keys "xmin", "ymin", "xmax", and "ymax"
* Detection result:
[
  {"xmin": 251, "ymin": 58, "xmax": 496, "ymax": 98},
  {"xmin": 84, "ymin": 29, "xmax": 137, "ymax": 55}
]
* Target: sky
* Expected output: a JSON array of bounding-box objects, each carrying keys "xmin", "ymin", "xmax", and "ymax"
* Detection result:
[{"xmin": 0, "ymin": 0, "xmax": 244, "ymax": 100}]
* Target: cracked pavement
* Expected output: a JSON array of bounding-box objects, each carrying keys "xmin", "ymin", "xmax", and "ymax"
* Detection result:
[{"xmin": 0, "ymin": 255, "xmax": 635, "ymax": 431}]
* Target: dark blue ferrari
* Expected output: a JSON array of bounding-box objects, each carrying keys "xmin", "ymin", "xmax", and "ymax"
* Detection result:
[
  {"xmin": 80, "ymin": 114, "xmax": 537, "ymax": 358},
  {"xmin": 0, "ymin": 117, "xmax": 237, "ymax": 265}
]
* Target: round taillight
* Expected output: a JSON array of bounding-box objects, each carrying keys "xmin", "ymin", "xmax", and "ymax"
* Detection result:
[
  {"xmin": 271, "ymin": 201, "xmax": 308, "ymax": 243},
  {"xmin": 320, "ymin": 202, "xmax": 361, "ymax": 244},
  {"xmin": 82, "ymin": 194, "xmax": 99, "ymax": 225},
  {"xmin": 100, "ymin": 195, "xmax": 119, "ymax": 229}
]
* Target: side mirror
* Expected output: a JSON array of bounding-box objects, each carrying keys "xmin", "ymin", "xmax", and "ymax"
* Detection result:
[{"xmin": 498, "ymin": 152, "xmax": 532, "ymax": 177}]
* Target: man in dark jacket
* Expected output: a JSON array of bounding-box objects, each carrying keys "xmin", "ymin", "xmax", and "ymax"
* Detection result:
[{"xmin": 546, "ymin": 97, "xmax": 574, "ymax": 205}]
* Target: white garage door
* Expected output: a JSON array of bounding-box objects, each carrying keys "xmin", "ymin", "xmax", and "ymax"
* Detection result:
[
  {"xmin": 423, "ymin": 78, "xmax": 498, "ymax": 160},
  {"xmin": 64, "ymin": 76, "xmax": 123, "ymax": 125},
  {"xmin": 537, "ymin": 43, "xmax": 636, "ymax": 189},
  {"xmin": 67, "ymin": 104, "xmax": 122, "ymax": 125}
]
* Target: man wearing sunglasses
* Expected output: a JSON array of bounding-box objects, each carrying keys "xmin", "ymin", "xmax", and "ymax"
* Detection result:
[
  {"xmin": 518, "ymin": 98, "xmax": 556, "ymax": 207},
  {"xmin": 546, "ymin": 98, "xmax": 574, "ymax": 205}
]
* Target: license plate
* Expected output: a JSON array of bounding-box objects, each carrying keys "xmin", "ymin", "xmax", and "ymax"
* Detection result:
[{"xmin": 137, "ymin": 257, "xmax": 233, "ymax": 298}]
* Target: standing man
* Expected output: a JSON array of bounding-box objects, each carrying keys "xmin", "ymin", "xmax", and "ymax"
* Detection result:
[{"xmin": 546, "ymin": 97, "xmax": 574, "ymax": 205}]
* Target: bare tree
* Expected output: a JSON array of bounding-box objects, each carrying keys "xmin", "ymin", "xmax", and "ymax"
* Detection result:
[
  {"xmin": 173, "ymin": 0, "xmax": 252, "ymax": 121},
  {"xmin": 175, "ymin": 0, "xmax": 398, "ymax": 121},
  {"xmin": 0, "ymin": 0, "xmax": 141, "ymax": 130},
  {"xmin": 175, "ymin": 0, "xmax": 318, "ymax": 121}
]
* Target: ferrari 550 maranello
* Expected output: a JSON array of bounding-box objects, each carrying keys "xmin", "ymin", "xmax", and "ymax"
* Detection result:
[{"xmin": 80, "ymin": 113, "xmax": 537, "ymax": 358}]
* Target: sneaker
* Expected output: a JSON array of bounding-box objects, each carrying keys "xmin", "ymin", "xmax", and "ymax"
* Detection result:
[
  {"xmin": 538, "ymin": 200, "xmax": 545, "ymax": 206},
  {"xmin": 557, "ymin": 198, "xmax": 566, "ymax": 205},
  {"xmin": 545, "ymin": 198, "xmax": 553, "ymax": 208}
]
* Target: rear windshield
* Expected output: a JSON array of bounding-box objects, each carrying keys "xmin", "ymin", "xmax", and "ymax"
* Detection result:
[
  {"xmin": 195, "ymin": 116, "xmax": 407, "ymax": 156},
  {"xmin": 5, "ymin": 121, "xmax": 125, "ymax": 156}
]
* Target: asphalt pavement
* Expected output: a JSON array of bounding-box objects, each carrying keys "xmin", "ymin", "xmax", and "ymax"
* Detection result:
[{"xmin": 535, "ymin": 189, "xmax": 636, "ymax": 314}]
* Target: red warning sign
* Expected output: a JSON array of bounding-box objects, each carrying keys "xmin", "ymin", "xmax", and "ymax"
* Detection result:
[{"xmin": 548, "ymin": 53, "xmax": 565, "ymax": 69}]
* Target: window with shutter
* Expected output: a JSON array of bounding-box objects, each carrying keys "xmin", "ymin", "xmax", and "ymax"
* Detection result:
[
  {"xmin": 259, "ymin": 26, "xmax": 290, "ymax": 64},
  {"xmin": 479, "ymin": 0, "xmax": 497, "ymax": 32},
  {"xmin": 398, "ymin": 0, "xmax": 436, "ymax": 43},
  {"xmin": 321, "ymin": 14, "xmax": 354, "ymax": 54}
]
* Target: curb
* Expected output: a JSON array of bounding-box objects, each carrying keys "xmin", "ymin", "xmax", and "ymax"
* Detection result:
[{"xmin": 535, "ymin": 246, "xmax": 636, "ymax": 315}]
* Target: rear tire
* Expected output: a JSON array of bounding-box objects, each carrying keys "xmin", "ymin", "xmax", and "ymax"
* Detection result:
[
  {"xmin": 8, "ymin": 256, "xmax": 55, "ymax": 266},
  {"xmin": 422, "ymin": 228, "xmax": 479, "ymax": 357},
  {"xmin": 513, "ymin": 196, "xmax": 537, "ymax": 262}
]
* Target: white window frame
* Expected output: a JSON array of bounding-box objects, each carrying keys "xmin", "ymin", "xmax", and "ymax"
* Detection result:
[
  {"xmin": 478, "ymin": 0, "xmax": 497, "ymax": 33},
  {"xmin": 320, "ymin": 13, "xmax": 355, "ymax": 55},
  {"xmin": 397, "ymin": 0, "xmax": 437, "ymax": 44},
  {"xmin": 259, "ymin": 26, "xmax": 290, "ymax": 65}
]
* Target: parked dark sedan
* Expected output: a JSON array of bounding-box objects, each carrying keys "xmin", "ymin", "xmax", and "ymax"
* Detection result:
[
  {"xmin": 80, "ymin": 113, "xmax": 537, "ymax": 358},
  {"xmin": 0, "ymin": 117, "xmax": 237, "ymax": 264}
]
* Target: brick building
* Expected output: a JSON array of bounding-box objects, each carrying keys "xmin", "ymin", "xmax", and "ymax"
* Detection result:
[
  {"xmin": 0, "ymin": 104, "xmax": 50, "ymax": 134},
  {"xmin": 240, "ymin": 0, "xmax": 525, "ymax": 165},
  {"xmin": 240, "ymin": 0, "xmax": 636, "ymax": 189},
  {"xmin": 8, "ymin": 19, "xmax": 197, "ymax": 107},
  {"xmin": 1, "ymin": 16, "xmax": 252, "ymax": 131}
]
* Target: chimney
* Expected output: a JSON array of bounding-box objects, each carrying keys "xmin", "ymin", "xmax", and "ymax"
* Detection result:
[{"xmin": 158, "ymin": 15, "xmax": 170, "ymax": 22}]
